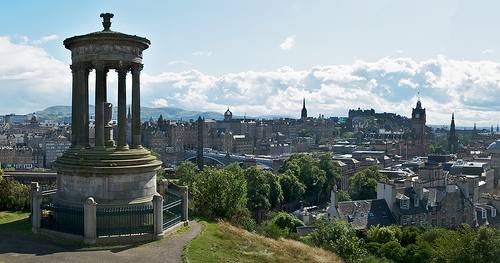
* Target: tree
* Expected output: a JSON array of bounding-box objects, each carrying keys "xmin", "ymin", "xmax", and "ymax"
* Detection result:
[
  {"xmin": 260, "ymin": 212, "xmax": 304, "ymax": 239},
  {"xmin": 319, "ymin": 153, "xmax": 342, "ymax": 201},
  {"xmin": 279, "ymin": 171, "xmax": 305, "ymax": 203},
  {"xmin": 267, "ymin": 172, "xmax": 284, "ymax": 208},
  {"xmin": 367, "ymin": 225, "xmax": 401, "ymax": 244},
  {"xmin": 337, "ymin": 190, "xmax": 351, "ymax": 202},
  {"xmin": 271, "ymin": 212, "xmax": 303, "ymax": 233},
  {"xmin": 244, "ymin": 167, "xmax": 284, "ymax": 211},
  {"xmin": 281, "ymin": 154, "xmax": 326, "ymax": 201},
  {"xmin": 191, "ymin": 167, "xmax": 247, "ymax": 218},
  {"xmin": 0, "ymin": 172, "xmax": 30, "ymax": 211},
  {"xmin": 309, "ymin": 220, "xmax": 367, "ymax": 262},
  {"xmin": 379, "ymin": 241, "xmax": 405, "ymax": 262},
  {"xmin": 245, "ymin": 167, "xmax": 271, "ymax": 211},
  {"xmin": 176, "ymin": 161, "xmax": 198, "ymax": 189},
  {"xmin": 349, "ymin": 166, "xmax": 388, "ymax": 200}
]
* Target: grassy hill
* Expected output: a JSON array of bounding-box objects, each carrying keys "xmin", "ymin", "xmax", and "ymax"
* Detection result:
[{"xmin": 184, "ymin": 221, "xmax": 342, "ymax": 263}]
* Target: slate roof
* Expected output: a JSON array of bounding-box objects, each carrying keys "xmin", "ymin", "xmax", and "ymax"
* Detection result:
[{"xmin": 336, "ymin": 199, "xmax": 396, "ymax": 229}]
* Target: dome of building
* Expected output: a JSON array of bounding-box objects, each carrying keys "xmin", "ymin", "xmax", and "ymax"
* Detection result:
[{"xmin": 224, "ymin": 107, "xmax": 232, "ymax": 121}]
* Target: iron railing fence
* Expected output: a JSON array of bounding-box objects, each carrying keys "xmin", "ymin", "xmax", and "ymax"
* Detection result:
[
  {"xmin": 40, "ymin": 190, "xmax": 84, "ymax": 236},
  {"xmin": 162, "ymin": 192, "xmax": 182, "ymax": 230},
  {"xmin": 96, "ymin": 205, "xmax": 154, "ymax": 237}
]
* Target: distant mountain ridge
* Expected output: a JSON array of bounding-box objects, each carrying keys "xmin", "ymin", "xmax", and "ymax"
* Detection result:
[{"xmin": 34, "ymin": 105, "xmax": 225, "ymax": 122}]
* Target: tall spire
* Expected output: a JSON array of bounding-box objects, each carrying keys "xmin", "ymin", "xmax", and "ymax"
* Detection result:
[
  {"xmin": 448, "ymin": 113, "xmax": 458, "ymax": 154},
  {"xmin": 301, "ymin": 98, "xmax": 307, "ymax": 120}
]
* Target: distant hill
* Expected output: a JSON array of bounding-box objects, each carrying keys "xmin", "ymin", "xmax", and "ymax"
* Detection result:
[{"xmin": 35, "ymin": 105, "xmax": 224, "ymax": 122}]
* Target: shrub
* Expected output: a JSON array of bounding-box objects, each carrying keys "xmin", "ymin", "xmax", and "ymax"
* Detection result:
[
  {"xmin": 309, "ymin": 219, "xmax": 367, "ymax": 262},
  {"xmin": 0, "ymin": 173, "xmax": 31, "ymax": 211},
  {"xmin": 228, "ymin": 208, "xmax": 256, "ymax": 232}
]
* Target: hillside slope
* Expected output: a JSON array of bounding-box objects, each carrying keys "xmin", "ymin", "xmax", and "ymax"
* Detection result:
[{"xmin": 184, "ymin": 221, "xmax": 342, "ymax": 263}]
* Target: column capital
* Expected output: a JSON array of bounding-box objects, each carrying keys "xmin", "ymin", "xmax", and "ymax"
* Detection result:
[
  {"xmin": 131, "ymin": 63, "xmax": 143, "ymax": 73},
  {"xmin": 70, "ymin": 63, "xmax": 91, "ymax": 73},
  {"xmin": 93, "ymin": 61, "xmax": 109, "ymax": 73},
  {"xmin": 116, "ymin": 65, "xmax": 129, "ymax": 75}
]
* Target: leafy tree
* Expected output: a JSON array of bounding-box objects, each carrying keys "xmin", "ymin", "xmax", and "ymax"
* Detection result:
[
  {"xmin": 191, "ymin": 167, "xmax": 247, "ymax": 218},
  {"xmin": 244, "ymin": 167, "xmax": 284, "ymax": 211},
  {"xmin": 319, "ymin": 153, "xmax": 342, "ymax": 201},
  {"xmin": 279, "ymin": 171, "xmax": 305, "ymax": 203},
  {"xmin": 281, "ymin": 154, "xmax": 326, "ymax": 201},
  {"xmin": 271, "ymin": 212, "xmax": 303, "ymax": 233},
  {"xmin": 309, "ymin": 220, "xmax": 367, "ymax": 262},
  {"xmin": 367, "ymin": 225, "xmax": 401, "ymax": 244},
  {"xmin": 260, "ymin": 212, "xmax": 304, "ymax": 239},
  {"xmin": 267, "ymin": 172, "xmax": 284, "ymax": 208},
  {"xmin": 379, "ymin": 241, "xmax": 405, "ymax": 262},
  {"xmin": 176, "ymin": 161, "xmax": 198, "ymax": 189},
  {"xmin": 337, "ymin": 190, "xmax": 351, "ymax": 202},
  {"xmin": 400, "ymin": 227, "xmax": 421, "ymax": 247},
  {"xmin": 0, "ymin": 172, "xmax": 30, "ymax": 211},
  {"xmin": 245, "ymin": 167, "xmax": 271, "ymax": 211},
  {"xmin": 349, "ymin": 166, "xmax": 388, "ymax": 200}
]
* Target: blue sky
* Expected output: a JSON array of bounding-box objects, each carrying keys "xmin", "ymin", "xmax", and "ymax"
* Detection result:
[{"xmin": 1, "ymin": 0, "xmax": 500, "ymax": 125}]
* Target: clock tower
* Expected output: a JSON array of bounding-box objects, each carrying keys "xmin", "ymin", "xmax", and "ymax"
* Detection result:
[{"xmin": 410, "ymin": 99, "xmax": 427, "ymax": 156}]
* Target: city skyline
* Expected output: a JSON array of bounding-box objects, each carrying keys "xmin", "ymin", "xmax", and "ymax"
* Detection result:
[{"xmin": 1, "ymin": 0, "xmax": 500, "ymax": 125}]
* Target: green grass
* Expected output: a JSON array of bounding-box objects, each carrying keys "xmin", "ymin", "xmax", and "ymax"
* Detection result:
[
  {"xmin": 0, "ymin": 211, "xmax": 29, "ymax": 225},
  {"xmin": 183, "ymin": 221, "xmax": 342, "ymax": 263}
]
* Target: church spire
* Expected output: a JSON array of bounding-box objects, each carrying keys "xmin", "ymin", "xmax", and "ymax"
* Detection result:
[
  {"xmin": 301, "ymin": 98, "xmax": 307, "ymax": 120},
  {"xmin": 448, "ymin": 113, "xmax": 458, "ymax": 154}
]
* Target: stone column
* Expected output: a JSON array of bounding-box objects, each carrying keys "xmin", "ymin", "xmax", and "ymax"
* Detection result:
[
  {"xmin": 153, "ymin": 194, "xmax": 164, "ymax": 239},
  {"xmin": 180, "ymin": 186, "xmax": 189, "ymax": 223},
  {"xmin": 94, "ymin": 63, "xmax": 107, "ymax": 149},
  {"xmin": 158, "ymin": 179, "xmax": 168, "ymax": 197},
  {"xmin": 117, "ymin": 66, "xmax": 128, "ymax": 150},
  {"xmin": 76, "ymin": 66, "xmax": 88, "ymax": 147},
  {"xmin": 131, "ymin": 64, "xmax": 143, "ymax": 148},
  {"xmin": 84, "ymin": 197, "xmax": 97, "ymax": 244},
  {"xmin": 70, "ymin": 64, "xmax": 79, "ymax": 147},
  {"xmin": 82, "ymin": 67, "xmax": 91, "ymax": 147},
  {"xmin": 30, "ymin": 182, "xmax": 41, "ymax": 234}
]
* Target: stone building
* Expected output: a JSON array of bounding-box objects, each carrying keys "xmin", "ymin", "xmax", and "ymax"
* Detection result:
[
  {"xmin": 377, "ymin": 182, "xmax": 475, "ymax": 228},
  {"xmin": 0, "ymin": 146, "xmax": 34, "ymax": 170}
]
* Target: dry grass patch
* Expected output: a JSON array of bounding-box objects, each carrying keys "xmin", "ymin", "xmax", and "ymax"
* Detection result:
[{"xmin": 184, "ymin": 220, "xmax": 342, "ymax": 263}]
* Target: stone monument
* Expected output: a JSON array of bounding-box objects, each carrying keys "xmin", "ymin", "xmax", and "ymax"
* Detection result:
[{"xmin": 56, "ymin": 13, "xmax": 162, "ymax": 207}]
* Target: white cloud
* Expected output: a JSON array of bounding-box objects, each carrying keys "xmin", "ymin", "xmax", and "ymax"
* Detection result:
[
  {"xmin": 192, "ymin": 51, "xmax": 212, "ymax": 57},
  {"xmin": 280, "ymin": 35, "xmax": 296, "ymax": 51},
  {"xmin": 32, "ymin": 34, "xmax": 59, "ymax": 45},
  {"xmin": 0, "ymin": 36, "xmax": 70, "ymax": 113},
  {"xmin": 1, "ymin": 35, "xmax": 500, "ymax": 126},
  {"xmin": 482, "ymin": 49, "xmax": 494, "ymax": 54},
  {"xmin": 151, "ymin": 98, "xmax": 169, "ymax": 107},
  {"xmin": 167, "ymin": 60, "xmax": 193, "ymax": 66}
]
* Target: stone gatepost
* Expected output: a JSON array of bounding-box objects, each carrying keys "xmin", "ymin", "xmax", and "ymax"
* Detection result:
[
  {"xmin": 158, "ymin": 179, "xmax": 168, "ymax": 197},
  {"xmin": 30, "ymin": 182, "xmax": 41, "ymax": 234},
  {"xmin": 180, "ymin": 186, "xmax": 189, "ymax": 224},
  {"xmin": 153, "ymin": 193, "xmax": 164, "ymax": 239},
  {"xmin": 84, "ymin": 197, "xmax": 97, "ymax": 244}
]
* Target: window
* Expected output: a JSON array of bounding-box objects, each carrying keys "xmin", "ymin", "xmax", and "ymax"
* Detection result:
[{"xmin": 482, "ymin": 209, "xmax": 487, "ymax": 219}]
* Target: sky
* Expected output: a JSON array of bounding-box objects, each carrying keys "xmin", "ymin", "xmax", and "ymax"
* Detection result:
[{"xmin": 1, "ymin": 0, "xmax": 500, "ymax": 126}]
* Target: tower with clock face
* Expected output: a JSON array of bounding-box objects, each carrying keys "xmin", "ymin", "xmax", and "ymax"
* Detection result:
[{"xmin": 410, "ymin": 99, "xmax": 427, "ymax": 156}]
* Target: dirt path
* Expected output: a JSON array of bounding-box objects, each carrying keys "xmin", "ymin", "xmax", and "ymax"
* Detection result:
[{"xmin": 0, "ymin": 221, "xmax": 202, "ymax": 263}]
